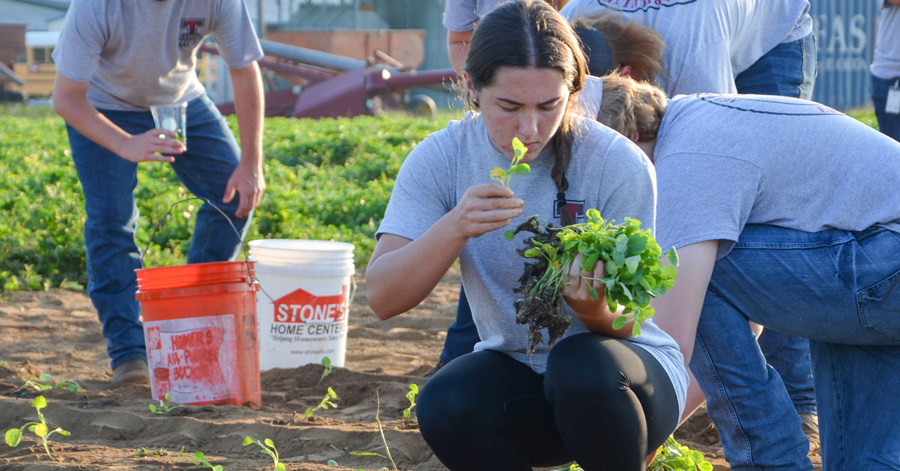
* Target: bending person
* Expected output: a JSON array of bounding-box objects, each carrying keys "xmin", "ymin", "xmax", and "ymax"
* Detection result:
[
  {"xmin": 52, "ymin": 0, "xmax": 265, "ymax": 388},
  {"xmin": 367, "ymin": 3, "xmax": 687, "ymax": 469},
  {"xmin": 597, "ymin": 73, "xmax": 900, "ymax": 471}
]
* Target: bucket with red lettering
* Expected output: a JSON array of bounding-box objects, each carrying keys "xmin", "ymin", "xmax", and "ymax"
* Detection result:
[
  {"xmin": 136, "ymin": 260, "xmax": 261, "ymax": 408},
  {"xmin": 249, "ymin": 239, "xmax": 355, "ymax": 370}
]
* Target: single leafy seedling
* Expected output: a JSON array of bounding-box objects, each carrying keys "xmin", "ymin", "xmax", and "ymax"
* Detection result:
[
  {"xmin": 304, "ymin": 386, "xmax": 338, "ymax": 418},
  {"xmin": 149, "ymin": 392, "xmax": 184, "ymax": 415},
  {"xmin": 243, "ymin": 436, "xmax": 286, "ymax": 471},
  {"xmin": 4, "ymin": 395, "xmax": 71, "ymax": 460},
  {"xmin": 402, "ymin": 383, "xmax": 418, "ymax": 426},
  {"xmin": 350, "ymin": 391, "xmax": 398, "ymax": 470},
  {"xmin": 317, "ymin": 356, "xmax": 334, "ymax": 385},
  {"xmin": 491, "ymin": 137, "xmax": 531, "ymax": 187},
  {"xmin": 176, "ymin": 450, "xmax": 223, "ymax": 471}
]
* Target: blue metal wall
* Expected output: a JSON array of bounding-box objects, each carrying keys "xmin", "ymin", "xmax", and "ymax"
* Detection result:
[{"xmin": 809, "ymin": 0, "xmax": 881, "ymax": 110}]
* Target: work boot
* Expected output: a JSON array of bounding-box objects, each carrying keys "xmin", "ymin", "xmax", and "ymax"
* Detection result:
[
  {"xmin": 800, "ymin": 413, "xmax": 820, "ymax": 454},
  {"xmin": 110, "ymin": 359, "xmax": 149, "ymax": 389}
]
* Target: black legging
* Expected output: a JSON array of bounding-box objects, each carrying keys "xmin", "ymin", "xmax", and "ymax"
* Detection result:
[{"xmin": 417, "ymin": 333, "xmax": 679, "ymax": 471}]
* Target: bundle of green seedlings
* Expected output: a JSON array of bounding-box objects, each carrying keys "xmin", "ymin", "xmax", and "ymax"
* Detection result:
[
  {"xmin": 509, "ymin": 210, "xmax": 679, "ymax": 355},
  {"xmin": 491, "ymin": 137, "xmax": 678, "ymax": 354}
]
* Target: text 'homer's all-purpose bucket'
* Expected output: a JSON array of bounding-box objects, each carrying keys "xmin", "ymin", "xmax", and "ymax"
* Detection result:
[
  {"xmin": 249, "ymin": 239, "xmax": 355, "ymax": 371},
  {"xmin": 135, "ymin": 260, "xmax": 261, "ymax": 408}
]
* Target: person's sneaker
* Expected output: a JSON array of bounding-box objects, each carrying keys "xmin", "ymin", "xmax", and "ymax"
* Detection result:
[
  {"xmin": 423, "ymin": 361, "xmax": 447, "ymax": 379},
  {"xmin": 110, "ymin": 359, "xmax": 149, "ymax": 389},
  {"xmin": 800, "ymin": 413, "xmax": 820, "ymax": 454}
]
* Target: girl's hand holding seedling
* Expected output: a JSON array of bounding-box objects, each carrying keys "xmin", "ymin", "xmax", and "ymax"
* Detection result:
[
  {"xmin": 449, "ymin": 184, "xmax": 523, "ymax": 238},
  {"xmin": 562, "ymin": 254, "xmax": 632, "ymax": 339}
]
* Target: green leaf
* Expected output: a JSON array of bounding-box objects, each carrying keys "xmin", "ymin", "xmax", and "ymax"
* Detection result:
[
  {"xmin": 275, "ymin": 463, "xmax": 287, "ymax": 471},
  {"xmin": 504, "ymin": 230, "xmax": 516, "ymax": 241},
  {"xmin": 5, "ymin": 428, "xmax": 22, "ymax": 447},
  {"xmin": 242, "ymin": 436, "xmax": 254, "ymax": 446},
  {"xmin": 33, "ymin": 423, "xmax": 48, "ymax": 438},
  {"xmin": 624, "ymin": 255, "xmax": 641, "ymax": 275},
  {"xmin": 612, "ymin": 315, "xmax": 628, "ymax": 330},
  {"xmin": 666, "ymin": 247, "xmax": 679, "ymax": 266},
  {"xmin": 31, "ymin": 395, "xmax": 47, "ymax": 410},
  {"xmin": 264, "ymin": 438, "xmax": 275, "ymax": 448},
  {"xmin": 490, "ymin": 167, "xmax": 507, "ymax": 183}
]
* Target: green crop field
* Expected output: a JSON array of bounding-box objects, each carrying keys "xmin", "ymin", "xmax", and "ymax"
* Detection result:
[
  {"xmin": 0, "ymin": 105, "xmax": 879, "ymax": 292},
  {"xmin": 0, "ymin": 106, "xmax": 462, "ymax": 291}
]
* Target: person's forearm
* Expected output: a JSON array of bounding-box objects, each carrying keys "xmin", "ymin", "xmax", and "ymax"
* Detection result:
[
  {"xmin": 53, "ymin": 77, "xmax": 130, "ymax": 155},
  {"xmin": 366, "ymin": 216, "xmax": 469, "ymax": 320},
  {"xmin": 230, "ymin": 62, "xmax": 264, "ymax": 170},
  {"xmin": 447, "ymin": 30, "xmax": 474, "ymax": 75}
]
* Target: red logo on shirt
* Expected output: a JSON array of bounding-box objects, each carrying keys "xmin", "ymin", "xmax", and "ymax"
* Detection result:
[{"xmin": 179, "ymin": 18, "xmax": 205, "ymax": 48}]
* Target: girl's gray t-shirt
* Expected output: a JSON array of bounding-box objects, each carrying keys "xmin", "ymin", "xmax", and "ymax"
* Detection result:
[
  {"xmin": 377, "ymin": 112, "xmax": 688, "ymax": 416},
  {"xmin": 654, "ymin": 94, "xmax": 900, "ymax": 258},
  {"xmin": 53, "ymin": 0, "xmax": 263, "ymax": 110},
  {"xmin": 560, "ymin": 0, "xmax": 813, "ymax": 96}
]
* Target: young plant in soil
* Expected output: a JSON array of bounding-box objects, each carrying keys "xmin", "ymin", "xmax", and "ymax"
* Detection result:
[
  {"xmin": 17, "ymin": 374, "xmax": 88, "ymax": 399},
  {"xmin": 179, "ymin": 450, "xmax": 224, "ymax": 471},
  {"xmin": 316, "ymin": 356, "xmax": 334, "ymax": 385},
  {"xmin": 402, "ymin": 383, "xmax": 419, "ymax": 427},
  {"xmin": 4, "ymin": 395, "xmax": 71, "ymax": 460},
  {"xmin": 243, "ymin": 436, "xmax": 286, "ymax": 471},
  {"xmin": 149, "ymin": 392, "xmax": 184, "ymax": 415},
  {"xmin": 304, "ymin": 386, "xmax": 338, "ymax": 418},
  {"xmin": 510, "ymin": 209, "xmax": 678, "ymax": 355},
  {"xmin": 648, "ymin": 436, "xmax": 714, "ymax": 471}
]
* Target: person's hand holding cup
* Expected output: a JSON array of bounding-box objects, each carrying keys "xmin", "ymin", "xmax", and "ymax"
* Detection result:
[{"xmin": 150, "ymin": 102, "xmax": 188, "ymax": 152}]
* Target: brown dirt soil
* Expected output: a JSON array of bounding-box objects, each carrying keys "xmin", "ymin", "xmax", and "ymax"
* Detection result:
[{"xmin": 0, "ymin": 268, "xmax": 821, "ymax": 470}]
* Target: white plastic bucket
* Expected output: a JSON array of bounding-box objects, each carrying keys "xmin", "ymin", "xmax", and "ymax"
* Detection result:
[{"xmin": 249, "ymin": 239, "xmax": 355, "ymax": 370}]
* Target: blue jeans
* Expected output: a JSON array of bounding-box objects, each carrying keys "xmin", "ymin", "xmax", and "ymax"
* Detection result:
[
  {"xmin": 66, "ymin": 94, "xmax": 250, "ymax": 369},
  {"xmin": 734, "ymin": 30, "xmax": 819, "ymax": 418},
  {"xmin": 439, "ymin": 285, "xmax": 480, "ymax": 364},
  {"xmin": 691, "ymin": 224, "xmax": 900, "ymax": 470},
  {"xmin": 872, "ymin": 74, "xmax": 900, "ymax": 142},
  {"xmin": 735, "ymin": 32, "xmax": 817, "ymax": 100}
]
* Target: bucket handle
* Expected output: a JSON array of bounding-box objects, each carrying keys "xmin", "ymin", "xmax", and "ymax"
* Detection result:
[
  {"xmin": 143, "ymin": 197, "xmax": 359, "ymax": 307},
  {"xmin": 141, "ymin": 196, "xmax": 254, "ymax": 286}
]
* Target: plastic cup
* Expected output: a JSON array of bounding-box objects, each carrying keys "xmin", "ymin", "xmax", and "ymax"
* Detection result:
[{"xmin": 150, "ymin": 102, "xmax": 187, "ymax": 150}]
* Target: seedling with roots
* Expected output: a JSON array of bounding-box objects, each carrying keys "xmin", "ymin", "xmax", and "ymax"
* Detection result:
[
  {"xmin": 402, "ymin": 383, "xmax": 418, "ymax": 426},
  {"xmin": 511, "ymin": 210, "xmax": 679, "ymax": 354},
  {"xmin": 4, "ymin": 395, "xmax": 71, "ymax": 460},
  {"xmin": 491, "ymin": 137, "xmax": 531, "ymax": 187},
  {"xmin": 149, "ymin": 392, "xmax": 184, "ymax": 415},
  {"xmin": 304, "ymin": 386, "xmax": 338, "ymax": 418},
  {"xmin": 243, "ymin": 436, "xmax": 286, "ymax": 471}
]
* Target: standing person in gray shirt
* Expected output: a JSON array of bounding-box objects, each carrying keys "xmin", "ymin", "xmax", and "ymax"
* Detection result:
[
  {"xmin": 596, "ymin": 73, "xmax": 900, "ymax": 471},
  {"xmin": 52, "ymin": 0, "xmax": 265, "ymax": 388},
  {"xmin": 369, "ymin": 2, "xmax": 687, "ymax": 469}
]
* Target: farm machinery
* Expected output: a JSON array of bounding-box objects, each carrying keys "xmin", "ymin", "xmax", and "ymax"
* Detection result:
[{"xmin": 204, "ymin": 38, "xmax": 457, "ymax": 120}]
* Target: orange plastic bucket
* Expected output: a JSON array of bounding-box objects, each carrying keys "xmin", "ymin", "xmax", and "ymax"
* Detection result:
[{"xmin": 136, "ymin": 260, "xmax": 261, "ymax": 408}]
